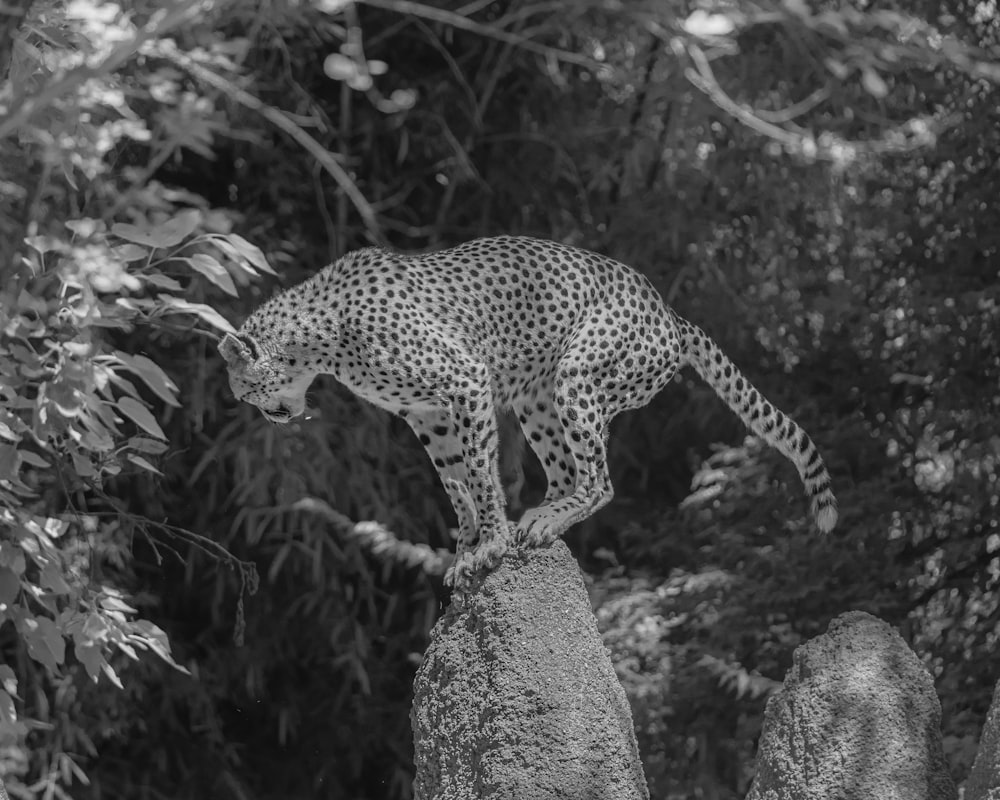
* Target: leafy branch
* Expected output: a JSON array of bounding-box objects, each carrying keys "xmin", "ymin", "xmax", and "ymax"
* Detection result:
[
  {"xmin": 156, "ymin": 40, "xmax": 384, "ymax": 241},
  {"xmin": 355, "ymin": 0, "xmax": 604, "ymax": 69},
  {"xmin": 0, "ymin": 0, "xmax": 208, "ymax": 139},
  {"xmin": 676, "ymin": 3, "xmax": 1000, "ymax": 161},
  {"xmin": 292, "ymin": 497, "xmax": 451, "ymax": 576},
  {"xmin": 684, "ymin": 43, "xmax": 960, "ymax": 162}
]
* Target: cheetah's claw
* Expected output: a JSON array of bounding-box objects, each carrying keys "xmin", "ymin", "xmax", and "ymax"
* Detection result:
[
  {"xmin": 444, "ymin": 551, "xmax": 477, "ymax": 592},
  {"xmin": 514, "ymin": 508, "xmax": 565, "ymax": 548},
  {"xmin": 444, "ymin": 538, "xmax": 509, "ymax": 593}
]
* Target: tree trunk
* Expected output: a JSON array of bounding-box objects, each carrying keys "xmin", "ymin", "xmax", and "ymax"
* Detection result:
[{"xmin": 411, "ymin": 540, "xmax": 648, "ymax": 800}]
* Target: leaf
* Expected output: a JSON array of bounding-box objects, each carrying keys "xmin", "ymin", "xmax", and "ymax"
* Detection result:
[
  {"xmin": 0, "ymin": 664, "xmax": 17, "ymax": 695},
  {"xmin": 159, "ymin": 297, "xmax": 237, "ymax": 333},
  {"xmin": 127, "ymin": 436, "xmax": 169, "ymax": 455},
  {"xmin": 127, "ymin": 454, "xmax": 163, "ymax": 475},
  {"xmin": 0, "ymin": 445, "xmax": 20, "ymax": 481},
  {"xmin": 782, "ymin": 0, "xmax": 811, "ymax": 17},
  {"xmin": 101, "ymin": 660, "xmax": 124, "ymax": 689},
  {"xmin": 324, "ymin": 52, "xmax": 358, "ymax": 82},
  {"xmin": 816, "ymin": 10, "xmax": 849, "ymax": 36},
  {"xmin": 116, "ymin": 397, "xmax": 166, "ymax": 439},
  {"xmin": 0, "ymin": 568, "xmax": 20, "ymax": 604},
  {"xmin": 861, "ymin": 67, "xmax": 888, "ymax": 98},
  {"xmin": 111, "ymin": 223, "xmax": 166, "ymax": 248},
  {"xmin": 70, "ymin": 451, "xmax": 96, "ymax": 478},
  {"xmin": 683, "ymin": 10, "xmax": 736, "ymax": 37},
  {"xmin": 65, "ymin": 218, "xmax": 106, "ymax": 237},
  {"xmin": 80, "ymin": 428, "xmax": 115, "ymax": 452},
  {"xmin": 99, "ymin": 594, "xmax": 138, "ymax": 614},
  {"xmin": 82, "ymin": 612, "xmax": 109, "ymax": 641},
  {"xmin": 222, "ymin": 234, "xmax": 276, "ymax": 274},
  {"xmin": 388, "ymin": 88, "xmax": 417, "ymax": 111},
  {"xmin": 23, "ymin": 235, "xmax": 63, "ymax": 255},
  {"xmin": 0, "ymin": 689, "xmax": 15, "ymax": 724},
  {"xmin": 130, "ymin": 619, "xmax": 190, "ymax": 673},
  {"xmin": 179, "ymin": 254, "xmax": 238, "ymax": 296},
  {"xmin": 74, "ymin": 641, "xmax": 103, "ymax": 682},
  {"xmin": 43, "ymin": 517, "xmax": 67, "ymax": 539},
  {"xmin": 113, "ymin": 351, "xmax": 180, "ymax": 407},
  {"xmin": 317, "ymin": 0, "xmax": 353, "ymax": 11},
  {"xmin": 24, "ymin": 616, "xmax": 65, "ymax": 672},
  {"xmin": 143, "ymin": 273, "xmax": 183, "ymax": 291},
  {"xmin": 111, "ymin": 209, "xmax": 201, "ymax": 249},
  {"xmin": 18, "ymin": 449, "xmax": 48, "ymax": 468},
  {"xmin": 0, "ymin": 546, "xmax": 25, "ymax": 576},
  {"xmin": 143, "ymin": 208, "xmax": 201, "ymax": 247},
  {"xmin": 112, "ymin": 243, "xmax": 149, "ymax": 262},
  {"xmin": 40, "ymin": 562, "xmax": 72, "ymax": 595},
  {"xmin": 117, "ymin": 641, "xmax": 138, "ymax": 660}
]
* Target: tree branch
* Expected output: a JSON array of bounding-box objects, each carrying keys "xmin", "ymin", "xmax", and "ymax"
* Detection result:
[
  {"xmin": 158, "ymin": 41, "xmax": 383, "ymax": 242},
  {"xmin": 684, "ymin": 43, "xmax": 960, "ymax": 161},
  {"xmin": 356, "ymin": 0, "xmax": 603, "ymax": 70}
]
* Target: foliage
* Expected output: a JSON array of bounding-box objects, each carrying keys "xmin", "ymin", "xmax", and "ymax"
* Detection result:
[
  {"xmin": 1, "ymin": 187, "xmax": 276, "ymax": 796},
  {"xmin": 0, "ymin": 0, "xmax": 998, "ymax": 797}
]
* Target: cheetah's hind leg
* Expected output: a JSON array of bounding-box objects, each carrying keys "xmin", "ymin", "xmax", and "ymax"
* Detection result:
[
  {"xmin": 449, "ymin": 381, "xmax": 512, "ymax": 582},
  {"xmin": 515, "ymin": 374, "xmax": 614, "ymax": 547},
  {"xmin": 512, "ymin": 396, "xmax": 578, "ymax": 505}
]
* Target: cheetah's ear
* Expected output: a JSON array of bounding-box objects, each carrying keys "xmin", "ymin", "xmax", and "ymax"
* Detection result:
[{"xmin": 218, "ymin": 333, "xmax": 259, "ymax": 367}]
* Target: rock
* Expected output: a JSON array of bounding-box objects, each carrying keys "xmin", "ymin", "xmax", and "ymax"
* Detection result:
[
  {"xmin": 747, "ymin": 610, "xmax": 956, "ymax": 800},
  {"xmin": 965, "ymin": 677, "xmax": 1000, "ymax": 800},
  {"xmin": 411, "ymin": 539, "xmax": 648, "ymax": 800}
]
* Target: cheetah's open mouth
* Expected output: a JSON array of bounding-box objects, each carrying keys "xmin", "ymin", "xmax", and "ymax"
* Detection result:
[
  {"xmin": 261, "ymin": 403, "xmax": 320, "ymax": 423},
  {"xmin": 262, "ymin": 405, "xmax": 293, "ymax": 424}
]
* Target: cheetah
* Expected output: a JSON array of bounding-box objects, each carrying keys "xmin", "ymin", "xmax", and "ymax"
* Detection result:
[{"xmin": 219, "ymin": 236, "xmax": 837, "ymax": 587}]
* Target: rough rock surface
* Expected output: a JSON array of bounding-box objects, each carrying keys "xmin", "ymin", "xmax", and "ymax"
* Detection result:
[
  {"xmin": 747, "ymin": 610, "xmax": 957, "ymax": 800},
  {"xmin": 411, "ymin": 540, "xmax": 648, "ymax": 800},
  {"xmin": 965, "ymin": 678, "xmax": 1000, "ymax": 800}
]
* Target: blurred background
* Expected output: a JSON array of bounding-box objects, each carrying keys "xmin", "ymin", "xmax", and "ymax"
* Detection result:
[{"xmin": 0, "ymin": 0, "xmax": 998, "ymax": 797}]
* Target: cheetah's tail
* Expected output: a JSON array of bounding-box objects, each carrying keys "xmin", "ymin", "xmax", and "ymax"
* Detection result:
[{"xmin": 674, "ymin": 314, "xmax": 838, "ymax": 533}]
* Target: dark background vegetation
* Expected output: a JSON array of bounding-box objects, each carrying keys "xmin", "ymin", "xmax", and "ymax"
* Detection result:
[{"xmin": 0, "ymin": 0, "xmax": 998, "ymax": 797}]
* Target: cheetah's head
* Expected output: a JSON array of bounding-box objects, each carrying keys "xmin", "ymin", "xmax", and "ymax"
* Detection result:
[{"xmin": 218, "ymin": 331, "xmax": 315, "ymax": 423}]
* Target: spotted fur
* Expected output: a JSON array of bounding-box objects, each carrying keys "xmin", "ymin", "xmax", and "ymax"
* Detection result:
[{"xmin": 220, "ymin": 236, "xmax": 837, "ymax": 587}]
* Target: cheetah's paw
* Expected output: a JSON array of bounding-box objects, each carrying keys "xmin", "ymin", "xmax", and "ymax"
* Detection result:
[
  {"xmin": 474, "ymin": 538, "xmax": 508, "ymax": 573},
  {"xmin": 444, "ymin": 551, "xmax": 477, "ymax": 592},
  {"xmin": 514, "ymin": 508, "xmax": 564, "ymax": 548},
  {"xmin": 444, "ymin": 539, "xmax": 509, "ymax": 593}
]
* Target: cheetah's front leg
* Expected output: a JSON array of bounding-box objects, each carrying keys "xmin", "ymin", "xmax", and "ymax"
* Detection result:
[
  {"xmin": 400, "ymin": 409, "xmax": 478, "ymax": 545},
  {"xmin": 400, "ymin": 408, "xmax": 487, "ymax": 588},
  {"xmin": 444, "ymin": 376, "xmax": 513, "ymax": 588}
]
